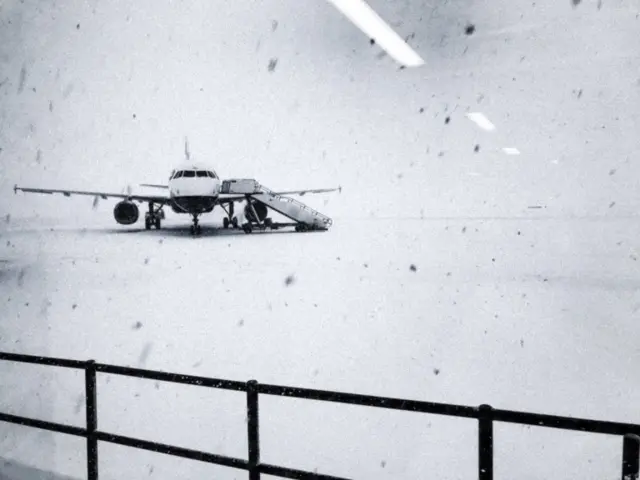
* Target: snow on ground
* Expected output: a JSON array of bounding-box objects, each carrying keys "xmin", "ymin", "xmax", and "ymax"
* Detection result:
[{"xmin": 1, "ymin": 210, "xmax": 639, "ymax": 479}]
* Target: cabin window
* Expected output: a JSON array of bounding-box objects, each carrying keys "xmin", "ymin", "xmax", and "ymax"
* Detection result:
[
  {"xmin": 196, "ymin": 171, "xmax": 208, "ymax": 177},
  {"xmin": 183, "ymin": 171, "xmax": 196, "ymax": 178}
]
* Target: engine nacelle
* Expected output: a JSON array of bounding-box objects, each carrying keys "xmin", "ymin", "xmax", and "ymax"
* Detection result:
[
  {"xmin": 244, "ymin": 201, "xmax": 268, "ymax": 223},
  {"xmin": 113, "ymin": 201, "xmax": 139, "ymax": 225}
]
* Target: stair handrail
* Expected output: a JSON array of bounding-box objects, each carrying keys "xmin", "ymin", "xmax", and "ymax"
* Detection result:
[{"xmin": 257, "ymin": 185, "xmax": 332, "ymax": 224}]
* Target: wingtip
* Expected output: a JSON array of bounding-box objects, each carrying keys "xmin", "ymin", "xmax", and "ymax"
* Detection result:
[{"xmin": 13, "ymin": 184, "xmax": 18, "ymax": 194}]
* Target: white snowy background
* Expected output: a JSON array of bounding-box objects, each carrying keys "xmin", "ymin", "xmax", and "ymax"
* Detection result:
[{"xmin": 1, "ymin": 0, "xmax": 639, "ymax": 479}]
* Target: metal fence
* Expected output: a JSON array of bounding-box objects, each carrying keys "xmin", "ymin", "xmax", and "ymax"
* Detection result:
[{"xmin": 0, "ymin": 351, "xmax": 638, "ymax": 480}]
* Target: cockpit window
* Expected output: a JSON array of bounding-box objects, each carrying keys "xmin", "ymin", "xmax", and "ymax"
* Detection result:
[{"xmin": 171, "ymin": 170, "xmax": 215, "ymax": 179}]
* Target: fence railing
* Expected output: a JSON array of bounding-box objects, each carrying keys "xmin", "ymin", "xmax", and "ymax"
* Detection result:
[{"xmin": 0, "ymin": 351, "xmax": 639, "ymax": 480}]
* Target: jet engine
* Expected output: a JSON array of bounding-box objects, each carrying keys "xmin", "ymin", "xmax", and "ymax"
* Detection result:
[
  {"xmin": 244, "ymin": 200, "xmax": 268, "ymax": 223},
  {"xmin": 113, "ymin": 200, "xmax": 139, "ymax": 225}
]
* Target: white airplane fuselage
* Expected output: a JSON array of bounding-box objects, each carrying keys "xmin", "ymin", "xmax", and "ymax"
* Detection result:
[{"xmin": 167, "ymin": 163, "xmax": 221, "ymax": 215}]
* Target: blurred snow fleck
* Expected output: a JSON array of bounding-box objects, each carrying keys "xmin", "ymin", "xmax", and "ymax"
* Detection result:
[
  {"xmin": 138, "ymin": 342, "xmax": 153, "ymax": 366},
  {"xmin": 17, "ymin": 65, "xmax": 27, "ymax": 94},
  {"xmin": 74, "ymin": 394, "xmax": 83, "ymax": 414},
  {"xmin": 39, "ymin": 298, "xmax": 52, "ymax": 317},
  {"xmin": 63, "ymin": 83, "xmax": 74, "ymax": 98}
]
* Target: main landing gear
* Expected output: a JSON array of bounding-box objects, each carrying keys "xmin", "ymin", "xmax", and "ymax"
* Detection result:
[
  {"xmin": 145, "ymin": 202, "xmax": 165, "ymax": 230},
  {"xmin": 222, "ymin": 216, "xmax": 239, "ymax": 229},
  {"xmin": 190, "ymin": 214, "xmax": 202, "ymax": 236},
  {"xmin": 221, "ymin": 202, "xmax": 239, "ymax": 229}
]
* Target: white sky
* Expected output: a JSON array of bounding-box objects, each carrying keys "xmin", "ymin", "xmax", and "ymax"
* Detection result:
[{"xmin": 1, "ymin": 0, "xmax": 639, "ymax": 220}]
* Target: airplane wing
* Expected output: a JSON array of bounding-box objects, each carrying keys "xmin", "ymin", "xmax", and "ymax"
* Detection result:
[
  {"xmin": 140, "ymin": 184, "xmax": 341, "ymax": 197},
  {"xmin": 268, "ymin": 187, "xmax": 341, "ymax": 196},
  {"xmin": 217, "ymin": 186, "xmax": 342, "ymax": 205},
  {"xmin": 14, "ymin": 185, "xmax": 169, "ymax": 204}
]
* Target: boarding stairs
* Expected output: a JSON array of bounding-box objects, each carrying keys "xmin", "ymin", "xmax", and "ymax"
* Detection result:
[{"xmin": 221, "ymin": 179, "xmax": 333, "ymax": 230}]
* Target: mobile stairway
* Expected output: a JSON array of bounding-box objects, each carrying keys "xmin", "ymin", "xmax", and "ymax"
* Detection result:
[{"xmin": 220, "ymin": 179, "xmax": 333, "ymax": 233}]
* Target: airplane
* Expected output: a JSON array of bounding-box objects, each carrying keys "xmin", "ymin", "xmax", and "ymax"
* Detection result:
[{"xmin": 13, "ymin": 162, "xmax": 340, "ymax": 235}]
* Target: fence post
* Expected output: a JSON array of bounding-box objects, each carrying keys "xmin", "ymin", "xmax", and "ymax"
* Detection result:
[
  {"xmin": 247, "ymin": 380, "xmax": 260, "ymax": 480},
  {"xmin": 622, "ymin": 434, "xmax": 640, "ymax": 480},
  {"xmin": 478, "ymin": 404, "xmax": 493, "ymax": 480},
  {"xmin": 85, "ymin": 360, "xmax": 98, "ymax": 480}
]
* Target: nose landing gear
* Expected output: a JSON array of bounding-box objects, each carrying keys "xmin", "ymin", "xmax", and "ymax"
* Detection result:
[{"xmin": 190, "ymin": 214, "xmax": 202, "ymax": 236}]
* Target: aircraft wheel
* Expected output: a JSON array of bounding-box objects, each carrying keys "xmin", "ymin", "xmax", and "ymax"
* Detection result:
[
  {"xmin": 154, "ymin": 218, "xmax": 161, "ymax": 229},
  {"xmin": 145, "ymin": 217, "xmax": 151, "ymax": 230},
  {"xmin": 223, "ymin": 217, "xmax": 230, "ymax": 229},
  {"xmin": 196, "ymin": 225, "xmax": 202, "ymax": 235},
  {"xmin": 232, "ymin": 216, "xmax": 239, "ymax": 228},
  {"xmin": 242, "ymin": 223, "xmax": 252, "ymax": 234}
]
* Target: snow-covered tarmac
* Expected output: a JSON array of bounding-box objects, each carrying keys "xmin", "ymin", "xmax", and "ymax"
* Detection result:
[{"xmin": 1, "ymin": 212, "xmax": 638, "ymax": 479}]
